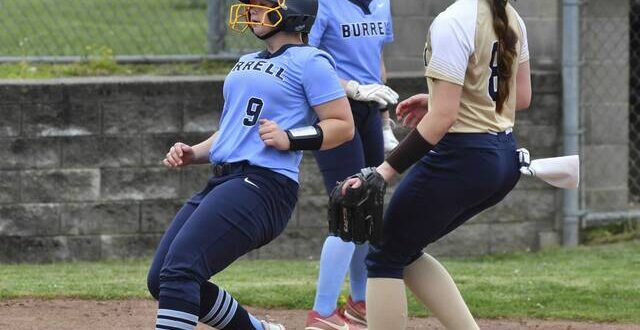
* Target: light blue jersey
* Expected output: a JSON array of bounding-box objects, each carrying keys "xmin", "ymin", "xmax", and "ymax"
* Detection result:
[
  {"xmin": 309, "ymin": 0, "xmax": 393, "ymax": 84},
  {"xmin": 210, "ymin": 44, "xmax": 345, "ymax": 182}
]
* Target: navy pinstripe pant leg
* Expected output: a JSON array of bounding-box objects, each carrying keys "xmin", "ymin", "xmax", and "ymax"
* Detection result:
[{"xmin": 148, "ymin": 167, "xmax": 297, "ymax": 329}]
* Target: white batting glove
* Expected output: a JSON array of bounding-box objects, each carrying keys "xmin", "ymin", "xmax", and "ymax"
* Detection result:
[
  {"xmin": 517, "ymin": 148, "xmax": 534, "ymax": 176},
  {"xmin": 345, "ymin": 80, "xmax": 399, "ymax": 107}
]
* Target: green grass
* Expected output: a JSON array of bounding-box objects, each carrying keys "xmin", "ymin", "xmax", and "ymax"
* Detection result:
[
  {"xmin": 0, "ymin": 0, "xmax": 264, "ymax": 78},
  {"xmin": 0, "ymin": 0, "xmax": 260, "ymax": 57},
  {"xmin": 1, "ymin": 241, "xmax": 639, "ymax": 323}
]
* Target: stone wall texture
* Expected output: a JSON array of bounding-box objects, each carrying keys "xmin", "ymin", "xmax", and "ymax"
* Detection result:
[
  {"xmin": 0, "ymin": 72, "xmax": 562, "ymax": 262},
  {"xmin": 386, "ymin": 0, "xmax": 561, "ymax": 72}
]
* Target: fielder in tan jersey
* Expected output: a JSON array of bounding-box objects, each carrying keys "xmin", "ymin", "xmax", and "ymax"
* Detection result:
[
  {"xmin": 353, "ymin": 1, "xmax": 533, "ymax": 330},
  {"xmin": 424, "ymin": 0, "xmax": 529, "ymax": 133}
]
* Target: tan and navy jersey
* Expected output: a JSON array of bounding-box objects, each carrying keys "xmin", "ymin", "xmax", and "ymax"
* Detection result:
[{"xmin": 423, "ymin": 0, "xmax": 529, "ymax": 133}]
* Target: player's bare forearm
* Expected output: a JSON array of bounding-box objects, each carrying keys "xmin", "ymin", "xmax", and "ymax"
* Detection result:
[
  {"xmin": 515, "ymin": 61, "xmax": 532, "ymax": 111},
  {"xmin": 314, "ymin": 97, "xmax": 355, "ymax": 150},
  {"xmin": 190, "ymin": 131, "xmax": 219, "ymax": 164},
  {"xmin": 417, "ymin": 110, "xmax": 456, "ymax": 145},
  {"xmin": 376, "ymin": 161, "xmax": 398, "ymax": 182},
  {"xmin": 415, "ymin": 80, "xmax": 461, "ymax": 145},
  {"xmin": 317, "ymin": 118, "xmax": 354, "ymax": 150}
]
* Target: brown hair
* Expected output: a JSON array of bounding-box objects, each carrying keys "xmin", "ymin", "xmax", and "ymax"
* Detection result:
[{"xmin": 489, "ymin": 0, "xmax": 518, "ymax": 114}]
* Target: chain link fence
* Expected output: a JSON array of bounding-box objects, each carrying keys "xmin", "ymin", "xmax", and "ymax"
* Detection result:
[
  {"xmin": 579, "ymin": 0, "xmax": 639, "ymax": 218},
  {"xmin": 629, "ymin": 0, "xmax": 640, "ymax": 206},
  {"xmin": 0, "ymin": 0, "xmax": 261, "ymax": 62}
]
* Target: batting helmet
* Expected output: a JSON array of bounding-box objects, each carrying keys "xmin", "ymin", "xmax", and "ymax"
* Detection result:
[{"xmin": 229, "ymin": 0, "xmax": 318, "ymax": 34}]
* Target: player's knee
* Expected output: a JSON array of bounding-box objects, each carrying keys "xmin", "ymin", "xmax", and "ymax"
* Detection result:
[
  {"xmin": 156, "ymin": 264, "xmax": 203, "ymax": 303},
  {"xmin": 365, "ymin": 245, "xmax": 412, "ymax": 279},
  {"xmin": 158, "ymin": 263, "xmax": 203, "ymax": 285}
]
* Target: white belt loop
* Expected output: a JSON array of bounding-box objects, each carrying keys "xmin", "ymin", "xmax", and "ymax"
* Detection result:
[{"xmin": 487, "ymin": 129, "xmax": 513, "ymax": 135}]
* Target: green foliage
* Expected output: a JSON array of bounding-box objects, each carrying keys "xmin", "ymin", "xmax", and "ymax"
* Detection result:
[
  {"xmin": 583, "ymin": 220, "xmax": 640, "ymax": 245},
  {"xmin": 1, "ymin": 241, "xmax": 639, "ymax": 322},
  {"xmin": 81, "ymin": 45, "xmax": 119, "ymax": 73},
  {"xmin": 0, "ymin": 60, "xmax": 235, "ymax": 79}
]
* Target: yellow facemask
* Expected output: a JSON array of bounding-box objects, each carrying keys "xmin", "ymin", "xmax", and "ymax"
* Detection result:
[{"xmin": 228, "ymin": 0, "xmax": 286, "ymax": 33}]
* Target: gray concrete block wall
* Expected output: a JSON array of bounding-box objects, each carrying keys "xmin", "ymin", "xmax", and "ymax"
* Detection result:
[
  {"xmin": 386, "ymin": 0, "xmax": 561, "ymax": 73},
  {"xmin": 0, "ymin": 73, "xmax": 563, "ymax": 262},
  {"xmin": 0, "ymin": 77, "xmax": 222, "ymax": 262}
]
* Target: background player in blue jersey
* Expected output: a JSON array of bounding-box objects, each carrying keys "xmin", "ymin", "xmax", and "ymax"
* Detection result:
[
  {"xmin": 341, "ymin": 0, "xmax": 532, "ymax": 329},
  {"xmin": 146, "ymin": 1, "xmax": 354, "ymax": 329},
  {"xmin": 304, "ymin": 0, "xmax": 396, "ymax": 329}
]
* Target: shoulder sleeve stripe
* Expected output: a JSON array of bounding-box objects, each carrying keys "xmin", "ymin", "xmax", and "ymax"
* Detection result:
[
  {"xmin": 423, "ymin": 1, "xmax": 475, "ymax": 86},
  {"xmin": 426, "ymin": 56, "xmax": 466, "ymax": 86}
]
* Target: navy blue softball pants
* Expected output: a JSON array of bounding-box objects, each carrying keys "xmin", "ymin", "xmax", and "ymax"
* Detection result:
[
  {"xmin": 367, "ymin": 131, "xmax": 521, "ymax": 279},
  {"xmin": 147, "ymin": 163, "xmax": 298, "ymax": 314},
  {"xmin": 314, "ymin": 100, "xmax": 384, "ymax": 194}
]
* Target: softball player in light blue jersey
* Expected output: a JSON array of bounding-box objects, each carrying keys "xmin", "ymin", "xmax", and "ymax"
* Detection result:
[
  {"xmin": 147, "ymin": 1, "xmax": 354, "ymax": 329},
  {"xmin": 311, "ymin": 0, "xmax": 399, "ymax": 151},
  {"xmin": 305, "ymin": 0, "xmax": 396, "ymax": 329}
]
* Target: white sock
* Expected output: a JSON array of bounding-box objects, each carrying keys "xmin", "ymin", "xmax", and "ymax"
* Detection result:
[{"xmin": 156, "ymin": 309, "xmax": 198, "ymax": 330}]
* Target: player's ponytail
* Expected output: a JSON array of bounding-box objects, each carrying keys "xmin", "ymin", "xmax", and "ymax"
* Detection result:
[{"xmin": 489, "ymin": 0, "xmax": 518, "ymax": 114}]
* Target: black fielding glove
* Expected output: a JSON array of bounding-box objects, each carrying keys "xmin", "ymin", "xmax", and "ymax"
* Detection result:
[{"xmin": 328, "ymin": 167, "xmax": 386, "ymax": 245}]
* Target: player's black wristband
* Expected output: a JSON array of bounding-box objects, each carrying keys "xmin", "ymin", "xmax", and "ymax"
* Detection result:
[
  {"xmin": 386, "ymin": 128, "xmax": 434, "ymax": 174},
  {"xmin": 286, "ymin": 124, "xmax": 324, "ymax": 150}
]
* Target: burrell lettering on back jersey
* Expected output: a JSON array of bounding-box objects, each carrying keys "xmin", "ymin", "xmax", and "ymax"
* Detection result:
[
  {"xmin": 341, "ymin": 21, "xmax": 388, "ymax": 38},
  {"xmin": 210, "ymin": 45, "xmax": 345, "ymax": 182},
  {"xmin": 423, "ymin": 0, "xmax": 529, "ymax": 133},
  {"xmin": 309, "ymin": 0, "xmax": 393, "ymax": 84}
]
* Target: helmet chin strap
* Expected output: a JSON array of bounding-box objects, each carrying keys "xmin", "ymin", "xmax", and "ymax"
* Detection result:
[{"xmin": 251, "ymin": 25, "xmax": 283, "ymax": 40}]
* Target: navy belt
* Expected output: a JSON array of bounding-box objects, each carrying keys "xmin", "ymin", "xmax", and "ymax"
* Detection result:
[{"xmin": 211, "ymin": 161, "xmax": 250, "ymax": 177}]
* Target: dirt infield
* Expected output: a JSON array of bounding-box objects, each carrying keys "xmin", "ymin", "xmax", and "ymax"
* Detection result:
[{"xmin": 0, "ymin": 299, "xmax": 636, "ymax": 330}]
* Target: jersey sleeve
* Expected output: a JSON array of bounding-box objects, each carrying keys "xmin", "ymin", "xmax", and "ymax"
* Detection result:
[
  {"xmin": 303, "ymin": 51, "xmax": 346, "ymax": 107},
  {"xmin": 425, "ymin": 15, "xmax": 474, "ymax": 86},
  {"xmin": 515, "ymin": 13, "xmax": 530, "ymax": 63},
  {"xmin": 308, "ymin": 1, "xmax": 328, "ymax": 47},
  {"xmin": 384, "ymin": 4, "xmax": 394, "ymax": 43}
]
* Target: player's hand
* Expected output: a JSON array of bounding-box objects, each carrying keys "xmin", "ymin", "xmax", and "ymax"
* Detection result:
[
  {"xmin": 341, "ymin": 162, "xmax": 397, "ymax": 195},
  {"xmin": 259, "ymin": 119, "xmax": 290, "ymax": 150},
  {"xmin": 345, "ymin": 81, "xmax": 399, "ymax": 107},
  {"xmin": 396, "ymin": 93, "xmax": 429, "ymax": 128},
  {"xmin": 517, "ymin": 148, "xmax": 534, "ymax": 176},
  {"xmin": 341, "ymin": 176, "xmax": 363, "ymax": 195},
  {"xmin": 163, "ymin": 142, "xmax": 195, "ymax": 168}
]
